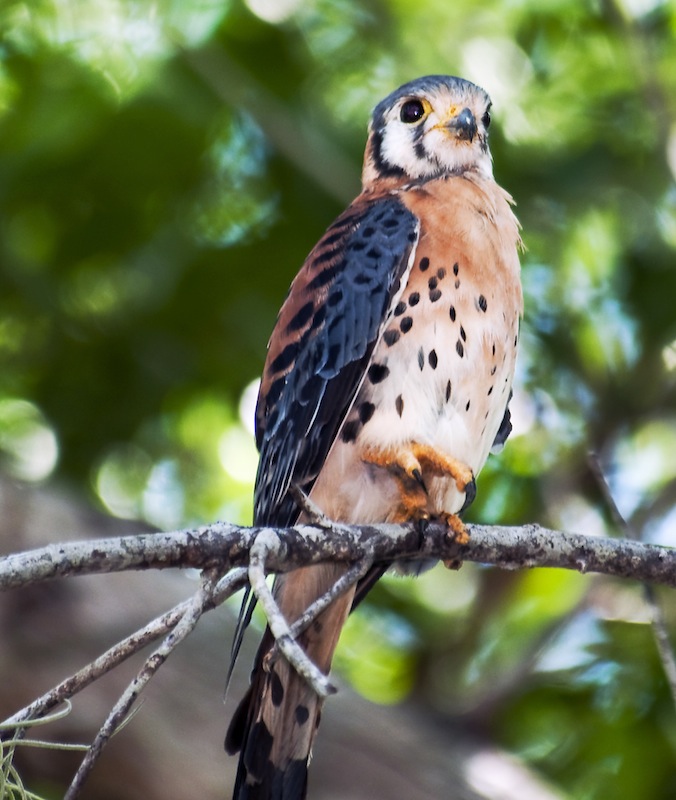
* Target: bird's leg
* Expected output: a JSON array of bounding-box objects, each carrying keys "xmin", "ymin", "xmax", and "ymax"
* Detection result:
[{"xmin": 361, "ymin": 441, "xmax": 474, "ymax": 538}]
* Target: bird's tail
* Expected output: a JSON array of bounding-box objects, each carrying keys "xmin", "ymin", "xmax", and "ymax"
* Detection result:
[{"xmin": 225, "ymin": 563, "xmax": 354, "ymax": 800}]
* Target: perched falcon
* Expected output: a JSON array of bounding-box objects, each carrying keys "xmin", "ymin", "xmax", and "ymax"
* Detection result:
[{"xmin": 226, "ymin": 75, "xmax": 523, "ymax": 799}]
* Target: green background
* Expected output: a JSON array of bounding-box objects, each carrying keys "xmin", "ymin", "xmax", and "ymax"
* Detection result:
[{"xmin": 2, "ymin": 0, "xmax": 676, "ymax": 797}]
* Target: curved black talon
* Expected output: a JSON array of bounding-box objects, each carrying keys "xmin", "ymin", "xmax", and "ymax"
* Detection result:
[
  {"xmin": 460, "ymin": 477, "xmax": 477, "ymax": 512},
  {"xmin": 415, "ymin": 516, "xmax": 430, "ymax": 540},
  {"xmin": 411, "ymin": 467, "xmax": 427, "ymax": 492}
]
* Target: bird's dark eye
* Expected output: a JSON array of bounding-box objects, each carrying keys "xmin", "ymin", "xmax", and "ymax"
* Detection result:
[
  {"xmin": 400, "ymin": 99, "xmax": 426, "ymax": 124},
  {"xmin": 482, "ymin": 110, "xmax": 491, "ymax": 129}
]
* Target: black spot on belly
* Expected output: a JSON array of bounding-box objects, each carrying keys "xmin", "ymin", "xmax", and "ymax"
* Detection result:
[
  {"xmin": 429, "ymin": 289, "xmax": 442, "ymax": 302},
  {"xmin": 455, "ymin": 279, "xmax": 460, "ymax": 289},
  {"xmin": 395, "ymin": 394, "xmax": 404, "ymax": 416},
  {"xmin": 417, "ymin": 347, "xmax": 425, "ymax": 371},
  {"xmin": 394, "ymin": 301, "xmax": 407, "ymax": 316},
  {"xmin": 478, "ymin": 294, "xmax": 488, "ymax": 312},
  {"xmin": 465, "ymin": 400, "xmax": 471, "ymax": 411},
  {"xmin": 409, "ymin": 291, "xmax": 420, "ymax": 306},
  {"xmin": 445, "ymin": 380, "xmax": 452, "ymax": 402},
  {"xmin": 460, "ymin": 325, "xmax": 466, "ymax": 342},
  {"xmin": 428, "ymin": 349, "xmax": 438, "ymax": 369},
  {"xmin": 270, "ymin": 670, "xmax": 284, "ymax": 707},
  {"xmin": 341, "ymin": 420, "xmax": 360, "ymax": 443},
  {"xmin": 487, "ymin": 386, "xmax": 493, "ymax": 396},
  {"xmin": 295, "ymin": 705, "xmax": 310, "ymax": 725},
  {"xmin": 368, "ymin": 363, "xmax": 390, "ymax": 384},
  {"xmin": 400, "ymin": 316, "xmax": 413, "ymax": 333},
  {"xmin": 456, "ymin": 340, "xmax": 464, "ymax": 358},
  {"xmin": 384, "ymin": 329, "xmax": 400, "ymax": 347},
  {"xmin": 437, "ymin": 267, "xmax": 446, "ymax": 279},
  {"xmin": 449, "ymin": 305, "xmax": 456, "ymax": 322},
  {"xmin": 419, "ymin": 257, "xmax": 430, "ymax": 271},
  {"xmin": 428, "ymin": 276, "xmax": 438, "ymax": 290},
  {"xmin": 359, "ymin": 402, "xmax": 375, "ymax": 424},
  {"xmin": 453, "ymin": 262, "xmax": 459, "ymax": 275}
]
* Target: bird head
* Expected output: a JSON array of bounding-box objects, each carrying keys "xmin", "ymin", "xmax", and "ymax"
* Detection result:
[{"xmin": 362, "ymin": 75, "xmax": 493, "ymax": 189}]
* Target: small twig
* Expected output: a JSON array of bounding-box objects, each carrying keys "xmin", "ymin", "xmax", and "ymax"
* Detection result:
[
  {"xmin": 3, "ymin": 568, "xmax": 248, "ymax": 734},
  {"xmin": 64, "ymin": 568, "xmax": 221, "ymax": 799},
  {"xmin": 588, "ymin": 452, "xmax": 676, "ymax": 708},
  {"xmin": 264, "ymin": 555, "xmax": 375, "ymax": 669},
  {"xmin": 289, "ymin": 485, "xmax": 334, "ymax": 530},
  {"xmin": 248, "ymin": 530, "xmax": 336, "ymax": 698},
  {"xmin": 288, "ymin": 556, "xmax": 374, "ymax": 640}
]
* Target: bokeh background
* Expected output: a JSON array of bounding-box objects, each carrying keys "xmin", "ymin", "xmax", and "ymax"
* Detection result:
[{"xmin": 2, "ymin": 0, "xmax": 676, "ymax": 798}]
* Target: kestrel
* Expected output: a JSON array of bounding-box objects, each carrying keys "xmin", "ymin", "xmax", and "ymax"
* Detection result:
[{"xmin": 226, "ymin": 75, "xmax": 522, "ymax": 799}]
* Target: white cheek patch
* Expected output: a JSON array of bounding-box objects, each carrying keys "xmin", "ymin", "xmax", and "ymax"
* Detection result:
[
  {"xmin": 381, "ymin": 123, "xmax": 438, "ymax": 178},
  {"xmin": 381, "ymin": 121, "xmax": 493, "ymax": 179}
]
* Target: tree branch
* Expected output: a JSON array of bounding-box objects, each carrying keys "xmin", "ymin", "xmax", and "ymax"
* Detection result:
[{"xmin": 1, "ymin": 520, "xmax": 675, "ymax": 590}]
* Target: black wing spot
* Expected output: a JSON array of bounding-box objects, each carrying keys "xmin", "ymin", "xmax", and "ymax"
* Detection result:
[
  {"xmin": 493, "ymin": 398, "xmax": 513, "ymax": 449},
  {"xmin": 270, "ymin": 342, "xmax": 299, "ymax": 374},
  {"xmin": 287, "ymin": 302, "xmax": 314, "ymax": 333},
  {"xmin": 295, "ymin": 705, "xmax": 310, "ymax": 725},
  {"xmin": 307, "ymin": 263, "xmax": 338, "ymax": 290},
  {"xmin": 311, "ymin": 303, "xmax": 327, "ymax": 330},
  {"xmin": 327, "ymin": 289, "xmax": 343, "ymax": 307}
]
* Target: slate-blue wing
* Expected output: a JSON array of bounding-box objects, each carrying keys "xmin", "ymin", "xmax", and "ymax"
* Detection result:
[{"xmin": 253, "ymin": 195, "xmax": 419, "ymax": 527}]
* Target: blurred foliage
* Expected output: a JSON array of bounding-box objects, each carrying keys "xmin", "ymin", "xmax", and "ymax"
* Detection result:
[{"xmin": 2, "ymin": 0, "xmax": 676, "ymax": 797}]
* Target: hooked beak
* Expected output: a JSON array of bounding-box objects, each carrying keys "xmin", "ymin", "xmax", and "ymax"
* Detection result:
[{"xmin": 446, "ymin": 107, "xmax": 477, "ymax": 142}]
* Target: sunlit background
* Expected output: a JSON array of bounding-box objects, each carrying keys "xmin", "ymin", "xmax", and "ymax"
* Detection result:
[{"xmin": 2, "ymin": 0, "xmax": 676, "ymax": 798}]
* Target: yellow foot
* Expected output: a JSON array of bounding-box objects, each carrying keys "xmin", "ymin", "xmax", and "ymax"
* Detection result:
[
  {"xmin": 361, "ymin": 442, "xmax": 474, "ymax": 494},
  {"xmin": 439, "ymin": 512, "xmax": 470, "ymax": 570},
  {"xmin": 440, "ymin": 512, "xmax": 470, "ymax": 546},
  {"xmin": 361, "ymin": 441, "xmax": 475, "ymax": 523}
]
